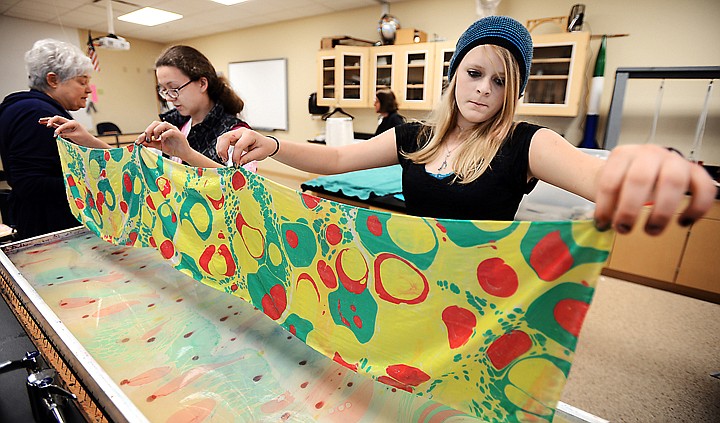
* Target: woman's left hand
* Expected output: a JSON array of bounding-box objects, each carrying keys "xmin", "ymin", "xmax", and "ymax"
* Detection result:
[
  {"xmin": 39, "ymin": 116, "xmax": 108, "ymax": 148},
  {"xmin": 216, "ymin": 127, "xmax": 277, "ymax": 166},
  {"xmin": 594, "ymin": 144, "xmax": 717, "ymax": 235}
]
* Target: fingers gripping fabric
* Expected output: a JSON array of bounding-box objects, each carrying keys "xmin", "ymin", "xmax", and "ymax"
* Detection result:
[{"xmin": 57, "ymin": 138, "xmax": 612, "ymax": 421}]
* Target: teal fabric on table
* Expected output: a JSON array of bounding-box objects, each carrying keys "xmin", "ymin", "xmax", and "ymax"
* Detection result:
[{"xmin": 301, "ymin": 165, "xmax": 403, "ymax": 200}]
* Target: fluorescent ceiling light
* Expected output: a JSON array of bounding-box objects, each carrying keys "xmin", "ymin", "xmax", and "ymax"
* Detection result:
[
  {"xmin": 210, "ymin": 0, "xmax": 251, "ymax": 5},
  {"xmin": 118, "ymin": 7, "xmax": 183, "ymax": 26}
]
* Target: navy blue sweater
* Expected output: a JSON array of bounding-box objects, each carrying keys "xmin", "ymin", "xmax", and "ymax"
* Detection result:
[{"xmin": 0, "ymin": 90, "xmax": 79, "ymax": 239}]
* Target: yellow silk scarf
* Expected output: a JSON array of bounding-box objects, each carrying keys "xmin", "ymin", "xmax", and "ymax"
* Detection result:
[{"xmin": 57, "ymin": 138, "xmax": 613, "ymax": 421}]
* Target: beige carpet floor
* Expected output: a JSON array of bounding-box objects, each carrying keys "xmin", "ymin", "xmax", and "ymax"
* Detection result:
[{"xmin": 560, "ymin": 276, "xmax": 720, "ymax": 422}]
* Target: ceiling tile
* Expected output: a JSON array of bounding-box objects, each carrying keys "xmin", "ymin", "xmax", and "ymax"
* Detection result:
[
  {"xmin": 151, "ymin": 0, "xmax": 217, "ymax": 15},
  {"xmin": 5, "ymin": 5, "xmax": 64, "ymax": 21},
  {"xmin": 1, "ymin": 0, "xmax": 410, "ymax": 43}
]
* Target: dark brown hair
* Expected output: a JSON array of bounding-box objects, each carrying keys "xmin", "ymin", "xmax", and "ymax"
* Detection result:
[
  {"xmin": 155, "ymin": 45, "xmax": 244, "ymax": 115},
  {"xmin": 376, "ymin": 87, "xmax": 398, "ymax": 114}
]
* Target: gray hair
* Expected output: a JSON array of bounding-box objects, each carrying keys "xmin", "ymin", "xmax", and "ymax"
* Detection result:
[{"xmin": 25, "ymin": 39, "xmax": 93, "ymax": 91}]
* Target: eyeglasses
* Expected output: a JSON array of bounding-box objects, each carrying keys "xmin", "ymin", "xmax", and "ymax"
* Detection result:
[{"xmin": 158, "ymin": 80, "xmax": 193, "ymax": 100}]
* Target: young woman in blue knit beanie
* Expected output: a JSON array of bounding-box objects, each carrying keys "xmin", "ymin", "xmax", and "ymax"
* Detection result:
[{"xmin": 138, "ymin": 16, "xmax": 714, "ymax": 235}]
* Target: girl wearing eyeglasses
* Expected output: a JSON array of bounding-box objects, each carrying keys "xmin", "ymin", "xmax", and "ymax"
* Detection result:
[
  {"xmin": 42, "ymin": 45, "xmax": 256, "ymax": 171},
  {"xmin": 154, "ymin": 45, "xmax": 254, "ymax": 170}
]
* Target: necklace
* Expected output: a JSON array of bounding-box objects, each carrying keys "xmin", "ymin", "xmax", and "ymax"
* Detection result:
[{"xmin": 437, "ymin": 143, "xmax": 461, "ymax": 172}]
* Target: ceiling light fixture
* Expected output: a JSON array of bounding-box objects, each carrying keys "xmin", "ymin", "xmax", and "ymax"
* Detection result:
[{"xmin": 118, "ymin": 7, "xmax": 183, "ymax": 26}]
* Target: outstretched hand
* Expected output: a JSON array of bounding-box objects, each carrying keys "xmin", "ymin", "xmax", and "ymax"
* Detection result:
[
  {"xmin": 594, "ymin": 144, "xmax": 716, "ymax": 235},
  {"xmin": 135, "ymin": 120, "xmax": 191, "ymax": 159},
  {"xmin": 39, "ymin": 116, "xmax": 109, "ymax": 148},
  {"xmin": 135, "ymin": 120, "xmax": 222, "ymax": 168},
  {"xmin": 216, "ymin": 127, "xmax": 277, "ymax": 166}
]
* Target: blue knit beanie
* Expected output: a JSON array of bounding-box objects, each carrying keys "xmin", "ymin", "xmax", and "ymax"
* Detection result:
[{"xmin": 448, "ymin": 16, "xmax": 533, "ymax": 96}]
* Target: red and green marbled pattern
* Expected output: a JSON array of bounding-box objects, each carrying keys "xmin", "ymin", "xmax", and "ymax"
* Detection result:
[{"xmin": 57, "ymin": 138, "xmax": 613, "ymax": 422}]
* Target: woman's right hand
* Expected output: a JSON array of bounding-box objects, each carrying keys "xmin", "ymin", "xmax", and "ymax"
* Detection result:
[{"xmin": 216, "ymin": 127, "xmax": 277, "ymax": 166}]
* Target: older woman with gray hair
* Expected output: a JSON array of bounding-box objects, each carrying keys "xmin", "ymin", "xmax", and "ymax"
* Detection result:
[{"xmin": 0, "ymin": 38, "xmax": 93, "ymax": 239}]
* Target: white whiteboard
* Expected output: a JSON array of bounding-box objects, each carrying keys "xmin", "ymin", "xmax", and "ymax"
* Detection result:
[{"xmin": 228, "ymin": 58, "xmax": 288, "ymax": 131}]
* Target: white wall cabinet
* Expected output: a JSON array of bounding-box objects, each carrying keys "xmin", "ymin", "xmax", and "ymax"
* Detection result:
[
  {"xmin": 395, "ymin": 43, "xmax": 435, "ymax": 110},
  {"xmin": 318, "ymin": 42, "xmax": 446, "ymax": 110},
  {"xmin": 318, "ymin": 32, "xmax": 591, "ymax": 115},
  {"xmin": 370, "ymin": 46, "xmax": 399, "ymax": 99},
  {"xmin": 316, "ymin": 46, "xmax": 369, "ymax": 107},
  {"xmin": 316, "ymin": 50, "xmax": 336, "ymax": 106},
  {"xmin": 432, "ymin": 41, "xmax": 456, "ymax": 104},
  {"xmin": 517, "ymin": 31, "xmax": 590, "ymax": 117}
]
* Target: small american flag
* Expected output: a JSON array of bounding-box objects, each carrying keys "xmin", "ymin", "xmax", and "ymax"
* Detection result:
[{"xmin": 87, "ymin": 32, "xmax": 100, "ymax": 72}]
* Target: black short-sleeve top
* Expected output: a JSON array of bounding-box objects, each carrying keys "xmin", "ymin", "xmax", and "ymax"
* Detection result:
[{"xmin": 394, "ymin": 122, "xmax": 542, "ymax": 220}]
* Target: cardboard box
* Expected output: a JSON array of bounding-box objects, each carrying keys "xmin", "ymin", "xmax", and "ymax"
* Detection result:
[
  {"xmin": 320, "ymin": 36, "xmax": 375, "ymax": 50},
  {"xmin": 395, "ymin": 28, "xmax": 427, "ymax": 44}
]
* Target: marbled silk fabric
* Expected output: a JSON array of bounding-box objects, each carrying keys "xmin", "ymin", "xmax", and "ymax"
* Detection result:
[{"xmin": 57, "ymin": 138, "xmax": 612, "ymax": 421}]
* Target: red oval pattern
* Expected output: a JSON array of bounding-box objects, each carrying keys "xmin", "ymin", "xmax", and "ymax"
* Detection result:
[
  {"xmin": 261, "ymin": 284, "xmax": 287, "ymax": 320},
  {"xmin": 159, "ymin": 240, "xmax": 175, "ymax": 259},
  {"xmin": 442, "ymin": 306, "xmax": 476, "ymax": 349},
  {"xmin": 476, "ymin": 258, "xmax": 518, "ymax": 297},
  {"xmin": 530, "ymin": 231, "xmax": 574, "ymax": 281},
  {"xmin": 316, "ymin": 260, "xmax": 337, "ymax": 289},
  {"xmin": 325, "ymin": 224, "xmax": 342, "ymax": 245},
  {"xmin": 554, "ymin": 298, "xmax": 589, "ymax": 337},
  {"xmin": 366, "ymin": 215, "xmax": 382, "ymax": 236},
  {"xmin": 386, "ymin": 364, "xmax": 431, "ymax": 386},
  {"xmin": 231, "ymin": 171, "xmax": 246, "ymax": 190},
  {"xmin": 486, "ymin": 330, "xmax": 532, "ymax": 370}
]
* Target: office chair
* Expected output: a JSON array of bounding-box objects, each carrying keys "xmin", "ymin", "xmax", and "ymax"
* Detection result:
[{"xmin": 96, "ymin": 122, "xmax": 122, "ymax": 136}]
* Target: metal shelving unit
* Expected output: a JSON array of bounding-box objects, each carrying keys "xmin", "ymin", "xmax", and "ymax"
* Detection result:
[{"xmin": 603, "ymin": 66, "xmax": 720, "ymax": 149}]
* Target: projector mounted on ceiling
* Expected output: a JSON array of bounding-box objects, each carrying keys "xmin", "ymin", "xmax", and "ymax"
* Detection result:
[
  {"xmin": 95, "ymin": 34, "xmax": 130, "ymax": 50},
  {"xmin": 92, "ymin": 0, "xmax": 131, "ymax": 50}
]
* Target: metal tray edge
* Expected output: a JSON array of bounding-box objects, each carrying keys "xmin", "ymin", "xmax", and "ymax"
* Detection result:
[{"xmin": 0, "ymin": 227, "xmax": 149, "ymax": 423}]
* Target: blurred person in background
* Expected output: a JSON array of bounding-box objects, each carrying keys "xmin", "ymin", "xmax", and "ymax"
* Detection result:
[{"xmin": 374, "ymin": 87, "xmax": 405, "ymax": 136}]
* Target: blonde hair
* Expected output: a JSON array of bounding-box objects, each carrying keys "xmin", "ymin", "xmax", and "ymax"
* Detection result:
[{"xmin": 403, "ymin": 45, "xmax": 520, "ymax": 184}]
